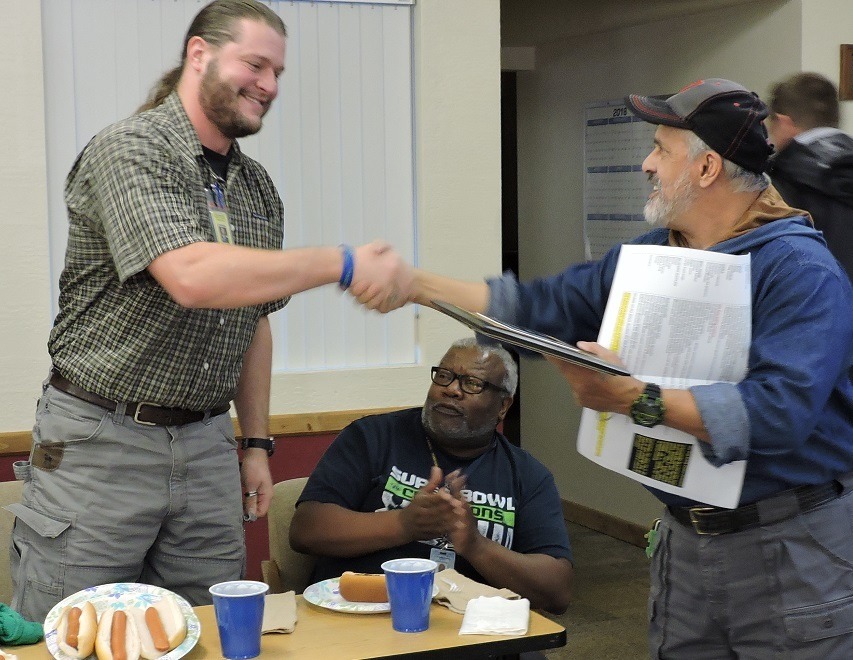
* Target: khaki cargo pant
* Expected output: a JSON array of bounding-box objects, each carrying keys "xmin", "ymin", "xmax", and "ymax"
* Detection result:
[{"xmin": 9, "ymin": 385, "xmax": 245, "ymax": 622}]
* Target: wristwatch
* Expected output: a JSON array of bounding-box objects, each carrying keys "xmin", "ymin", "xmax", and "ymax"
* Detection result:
[
  {"xmin": 630, "ymin": 383, "xmax": 666, "ymax": 428},
  {"xmin": 241, "ymin": 437, "xmax": 275, "ymax": 457}
]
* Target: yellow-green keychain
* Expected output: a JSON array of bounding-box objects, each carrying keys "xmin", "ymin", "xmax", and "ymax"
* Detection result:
[{"xmin": 645, "ymin": 518, "xmax": 661, "ymax": 558}]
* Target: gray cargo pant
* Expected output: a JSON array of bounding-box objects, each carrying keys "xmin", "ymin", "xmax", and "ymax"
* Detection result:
[
  {"xmin": 648, "ymin": 477, "xmax": 853, "ymax": 659},
  {"xmin": 9, "ymin": 385, "xmax": 245, "ymax": 622}
]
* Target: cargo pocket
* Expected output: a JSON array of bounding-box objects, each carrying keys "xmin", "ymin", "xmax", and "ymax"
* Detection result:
[
  {"xmin": 784, "ymin": 594, "xmax": 853, "ymax": 643},
  {"xmin": 7, "ymin": 503, "xmax": 71, "ymax": 618}
]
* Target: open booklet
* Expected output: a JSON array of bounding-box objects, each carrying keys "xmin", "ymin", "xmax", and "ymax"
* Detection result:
[
  {"xmin": 577, "ymin": 244, "xmax": 752, "ymax": 508},
  {"xmin": 430, "ymin": 300, "xmax": 630, "ymax": 377}
]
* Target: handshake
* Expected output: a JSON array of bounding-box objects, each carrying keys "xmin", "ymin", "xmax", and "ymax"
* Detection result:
[{"xmin": 342, "ymin": 242, "xmax": 417, "ymax": 314}]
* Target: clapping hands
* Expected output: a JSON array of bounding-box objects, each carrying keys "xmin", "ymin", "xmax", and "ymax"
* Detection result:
[{"xmin": 399, "ymin": 466, "xmax": 480, "ymax": 556}]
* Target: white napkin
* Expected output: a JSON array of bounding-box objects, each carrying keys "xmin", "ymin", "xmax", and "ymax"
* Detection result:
[{"xmin": 458, "ymin": 596, "xmax": 530, "ymax": 636}]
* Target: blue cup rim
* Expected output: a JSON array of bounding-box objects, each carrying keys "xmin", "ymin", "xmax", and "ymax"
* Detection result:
[
  {"xmin": 380, "ymin": 558, "xmax": 438, "ymax": 574},
  {"xmin": 209, "ymin": 580, "xmax": 270, "ymax": 598}
]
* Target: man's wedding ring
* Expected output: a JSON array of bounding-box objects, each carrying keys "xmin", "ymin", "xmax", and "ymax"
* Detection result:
[{"xmin": 244, "ymin": 490, "xmax": 259, "ymax": 498}]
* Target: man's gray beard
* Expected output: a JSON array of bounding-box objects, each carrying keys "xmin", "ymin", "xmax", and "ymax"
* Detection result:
[
  {"xmin": 421, "ymin": 405, "xmax": 495, "ymax": 443},
  {"xmin": 644, "ymin": 170, "xmax": 698, "ymax": 228}
]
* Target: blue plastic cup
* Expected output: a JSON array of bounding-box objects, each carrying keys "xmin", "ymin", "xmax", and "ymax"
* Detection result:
[
  {"xmin": 209, "ymin": 580, "xmax": 269, "ymax": 659},
  {"xmin": 381, "ymin": 558, "xmax": 438, "ymax": 633}
]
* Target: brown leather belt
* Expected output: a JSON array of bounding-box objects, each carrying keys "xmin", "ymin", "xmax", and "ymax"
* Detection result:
[
  {"xmin": 668, "ymin": 480, "xmax": 843, "ymax": 535},
  {"xmin": 49, "ymin": 371, "xmax": 230, "ymax": 427}
]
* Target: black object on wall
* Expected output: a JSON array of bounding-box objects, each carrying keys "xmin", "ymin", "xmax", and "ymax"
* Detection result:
[{"xmin": 501, "ymin": 71, "xmax": 522, "ymax": 448}]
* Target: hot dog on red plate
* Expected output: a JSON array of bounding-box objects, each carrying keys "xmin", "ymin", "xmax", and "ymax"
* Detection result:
[
  {"xmin": 338, "ymin": 571, "xmax": 388, "ymax": 603},
  {"xmin": 54, "ymin": 601, "xmax": 97, "ymax": 659},
  {"xmin": 127, "ymin": 594, "xmax": 188, "ymax": 659},
  {"xmin": 95, "ymin": 608, "xmax": 141, "ymax": 660}
]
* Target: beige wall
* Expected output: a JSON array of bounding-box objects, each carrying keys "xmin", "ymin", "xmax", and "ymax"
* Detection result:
[
  {"xmin": 0, "ymin": 0, "xmax": 502, "ymax": 432},
  {"xmin": 800, "ymin": 0, "xmax": 853, "ymax": 130},
  {"xmin": 1, "ymin": 1, "xmax": 53, "ymax": 432}
]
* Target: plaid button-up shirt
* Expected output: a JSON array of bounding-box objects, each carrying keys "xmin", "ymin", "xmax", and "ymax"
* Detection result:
[{"xmin": 49, "ymin": 93, "xmax": 289, "ymax": 409}]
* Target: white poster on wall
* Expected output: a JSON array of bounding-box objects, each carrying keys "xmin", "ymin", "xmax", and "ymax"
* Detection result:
[{"xmin": 583, "ymin": 100, "xmax": 659, "ymax": 260}]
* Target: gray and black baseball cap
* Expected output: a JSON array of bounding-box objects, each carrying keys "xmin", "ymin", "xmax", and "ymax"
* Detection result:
[{"xmin": 625, "ymin": 78, "xmax": 774, "ymax": 174}]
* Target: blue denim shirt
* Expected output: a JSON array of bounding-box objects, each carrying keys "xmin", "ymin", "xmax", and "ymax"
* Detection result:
[{"xmin": 486, "ymin": 216, "xmax": 853, "ymax": 507}]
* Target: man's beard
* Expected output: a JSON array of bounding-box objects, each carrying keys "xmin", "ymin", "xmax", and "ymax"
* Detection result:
[
  {"xmin": 421, "ymin": 404, "xmax": 495, "ymax": 446},
  {"xmin": 644, "ymin": 169, "xmax": 698, "ymax": 228},
  {"xmin": 199, "ymin": 59, "xmax": 264, "ymax": 139}
]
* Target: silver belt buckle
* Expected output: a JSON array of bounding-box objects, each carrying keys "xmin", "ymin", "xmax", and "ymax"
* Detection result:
[
  {"xmin": 132, "ymin": 402, "xmax": 159, "ymax": 426},
  {"xmin": 688, "ymin": 506, "xmax": 720, "ymax": 535}
]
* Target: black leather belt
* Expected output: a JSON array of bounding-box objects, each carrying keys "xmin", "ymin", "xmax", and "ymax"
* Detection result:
[
  {"xmin": 668, "ymin": 480, "xmax": 843, "ymax": 536},
  {"xmin": 49, "ymin": 371, "xmax": 230, "ymax": 427}
]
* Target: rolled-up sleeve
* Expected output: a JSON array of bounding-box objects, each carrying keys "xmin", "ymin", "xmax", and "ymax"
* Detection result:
[{"xmin": 690, "ymin": 382, "xmax": 751, "ymax": 465}]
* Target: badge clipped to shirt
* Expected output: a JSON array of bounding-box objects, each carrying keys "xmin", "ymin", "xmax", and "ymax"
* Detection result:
[
  {"xmin": 430, "ymin": 547, "xmax": 456, "ymax": 572},
  {"xmin": 205, "ymin": 182, "xmax": 235, "ymax": 245}
]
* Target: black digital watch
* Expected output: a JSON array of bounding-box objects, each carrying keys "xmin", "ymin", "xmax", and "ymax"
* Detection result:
[{"xmin": 629, "ymin": 383, "xmax": 665, "ymax": 428}]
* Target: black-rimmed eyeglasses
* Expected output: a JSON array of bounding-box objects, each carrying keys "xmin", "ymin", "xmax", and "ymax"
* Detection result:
[{"xmin": 430, "ymin": 367, "xmax": 506, "ymax": 395}]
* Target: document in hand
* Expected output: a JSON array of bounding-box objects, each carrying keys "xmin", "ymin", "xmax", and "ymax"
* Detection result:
[
  {"xmin": 431, "ymin": 301, "xmax": 630, "ymax": 377},
  {"xmin": 577, "ymin": 245, "xmax": 751, "ymax": 508}
]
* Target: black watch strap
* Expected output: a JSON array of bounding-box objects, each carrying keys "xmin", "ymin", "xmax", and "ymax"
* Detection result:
[
  {"xmin": 630, "ymin": 383, "xmax": 665, "ymax": 428},
  {"xmin": 241, "ymin": 437, "xmax": 275, "ymax": 456}
]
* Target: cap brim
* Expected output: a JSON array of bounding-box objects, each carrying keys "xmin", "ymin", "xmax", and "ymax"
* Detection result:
[{"xmin": 624, "ymin": 94, "xmax": 689, "ymax": 129}]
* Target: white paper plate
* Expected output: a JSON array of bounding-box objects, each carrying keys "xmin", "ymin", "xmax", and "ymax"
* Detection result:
[
  {"xmin": 303, "ymin": 577, "xmax": 438, "ymax": 614},
  {"xmin": 44, "ymin": 582, "xmax": 200, "ymax": 660}
]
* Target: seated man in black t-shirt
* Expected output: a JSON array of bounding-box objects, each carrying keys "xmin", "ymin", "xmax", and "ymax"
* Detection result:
[{"xmin": 289, "ymin": 337, "xmax": 574, "ymax": 614}]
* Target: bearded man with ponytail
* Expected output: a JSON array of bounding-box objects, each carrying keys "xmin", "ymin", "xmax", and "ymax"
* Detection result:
[{"xmin": 11, "ymin": 0, "xmax": 411, "ymax": 622}]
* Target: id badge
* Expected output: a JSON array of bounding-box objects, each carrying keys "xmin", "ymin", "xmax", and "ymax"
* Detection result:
[
  {"xmin": 205, "ymin": 185, "xmax": 234, "ymax": 245},
  {"xmin": 430, "ymin": 547, "xmax": 456, "ymax": 572}
]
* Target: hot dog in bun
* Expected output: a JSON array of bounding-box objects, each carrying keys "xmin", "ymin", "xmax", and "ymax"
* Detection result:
[
  {"xmin": 95, "ymin": 609, "xmax": 141, "ymax": 660},
  {"xmin": 55, "ymin": 601, "xmax": 97, "ymax": 659},
  {"xmin": 128, "ymin": 595, "xmax": 188, "ymax": 659},
  {"xmin": 338, "ymin": 572, "xmax": 388, "ymax": 603}
]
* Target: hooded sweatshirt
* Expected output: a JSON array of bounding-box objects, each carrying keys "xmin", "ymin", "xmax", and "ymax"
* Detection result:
[
  {"xmin": 768, "ymin": 127, "xmax": 853, "ymax": 279},
  {"xmin": 485, "ymin": 190, "xmax": 852, "ymax": 508}
]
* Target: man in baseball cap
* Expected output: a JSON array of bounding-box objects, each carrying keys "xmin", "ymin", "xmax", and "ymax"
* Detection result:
[{"xmin": 368, "ymin": 77, "xmax": 853, "ymax": 658}]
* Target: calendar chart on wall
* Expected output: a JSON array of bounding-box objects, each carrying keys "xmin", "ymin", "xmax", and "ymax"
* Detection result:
[{"xmin": 583, "ymin": 100, "xmax": 659, "ymax": 260}]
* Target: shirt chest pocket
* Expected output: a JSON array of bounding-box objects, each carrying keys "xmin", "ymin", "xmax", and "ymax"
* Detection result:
[{"xmin": 228, "ymin": 190, "xmax": 282, "ymax": 250}]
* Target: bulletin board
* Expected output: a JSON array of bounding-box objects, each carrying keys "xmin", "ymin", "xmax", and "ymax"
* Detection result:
[{"xmin": 583, "ymin": 100, "xmax": 657, "ymax": 260}]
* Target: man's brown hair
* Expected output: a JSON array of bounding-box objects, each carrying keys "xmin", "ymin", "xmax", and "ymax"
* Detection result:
[
  {"xmin": 138, "ymin": 0, "xmax": 286, "ymax": 113},
  {"xmin": 768, "ymin": 72, "xmax": 839, "ymax": 129}
]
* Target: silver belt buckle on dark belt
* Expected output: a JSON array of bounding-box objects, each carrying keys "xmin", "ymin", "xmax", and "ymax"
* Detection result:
[{"xmin": 132, "ymin": 402, "xmax": 160, "ymax": 426}]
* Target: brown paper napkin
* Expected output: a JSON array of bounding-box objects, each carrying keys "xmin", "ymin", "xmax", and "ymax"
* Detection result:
[
  {"xmin": 262, "ymin": 591, "xmax": 298, "ymax": 634},
  {"xmin": 432, "ymin": 569, "xmax": 520, "ymax": 614}
]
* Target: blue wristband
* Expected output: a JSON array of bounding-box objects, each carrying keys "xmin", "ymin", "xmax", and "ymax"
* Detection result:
[{"xmin": 339, "ymin": 244, "xmax": 355, "ymax": 290}]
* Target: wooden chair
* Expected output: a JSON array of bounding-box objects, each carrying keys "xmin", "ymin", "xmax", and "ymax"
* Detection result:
[
  {"xmin": 260, "ymin": 477, "xmax": 316, "ymax": 594},
  {"xmin": 0, "ymin": 480, "xmax": 23, "ymax": 605}
]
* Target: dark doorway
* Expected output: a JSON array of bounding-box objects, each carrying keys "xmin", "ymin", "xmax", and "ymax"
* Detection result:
[{"xmin": 501, "ymin": 71, "xmax": 521, "ymax": 447}]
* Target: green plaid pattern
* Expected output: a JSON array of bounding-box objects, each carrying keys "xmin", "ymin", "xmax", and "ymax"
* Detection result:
[{"xmin": 49, "ymin": 93, "xmax": 288, "ymax": 409}]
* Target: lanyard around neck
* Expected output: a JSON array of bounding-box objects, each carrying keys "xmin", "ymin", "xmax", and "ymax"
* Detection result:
[{"xmin": 424, "ymin": 434, "xmax": 494, "ymax": 485}]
